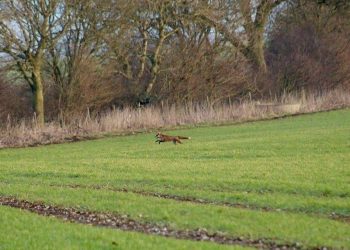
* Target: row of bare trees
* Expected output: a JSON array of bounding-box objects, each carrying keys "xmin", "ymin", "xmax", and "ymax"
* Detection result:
[{"xmin": 1, "ymin": 0, "xmax": 349, "ymax": 125}]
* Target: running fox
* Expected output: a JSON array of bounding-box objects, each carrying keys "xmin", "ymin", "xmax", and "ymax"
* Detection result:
[{"xmin": 155, "ymin": 132, "xmax": 191, "ymax": 144}]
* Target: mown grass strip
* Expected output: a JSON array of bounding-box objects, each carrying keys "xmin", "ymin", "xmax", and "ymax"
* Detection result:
[
  {"xmin": 0, "ymin": 206, "xmax": 246, "ymax": 250},
  {"xmin": 49, "ymin": 183, "xmax": 350, "ymax": 223},
  {"xmin": 1, "ymin": 183, "xmax": 349, "ymax": 249},
  {"xmin": 0, "ymin": 196, "xmax": 310, "ymax": 250}
]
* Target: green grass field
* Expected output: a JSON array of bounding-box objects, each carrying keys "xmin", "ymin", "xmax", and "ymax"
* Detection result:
[{"xmin": 0, "ymin": 109, "xmax": 349, "ymax": 249}]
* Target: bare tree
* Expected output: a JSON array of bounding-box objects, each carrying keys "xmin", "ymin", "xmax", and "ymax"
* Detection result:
[
  {"xmin": 0, "ymin": 0, "xmax": 70, "ymax": 125},
  {"xmin": 47, "ymin": 0, "xmax": 116, "ymax": 118},
  {"xmin": 103, "ymin": 0, "xmax": 180, "ymax": 102},
  {"xmin": 193, "ymin": 0, "xmax": 286, "ymax": 73}
]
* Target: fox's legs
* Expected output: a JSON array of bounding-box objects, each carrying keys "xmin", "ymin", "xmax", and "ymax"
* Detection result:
[{"xmin": 173, "ymin": 138, "xmax": 182, "ymax": 144}]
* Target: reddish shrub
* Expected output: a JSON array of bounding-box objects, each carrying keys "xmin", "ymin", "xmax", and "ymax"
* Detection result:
[
  {"xmin": 0, "ymin": 75, "xmax": 32, "ymax": 125},
  {"xmin": 266, "ymin": 2, "xmax": 350, "ymax": 95}
]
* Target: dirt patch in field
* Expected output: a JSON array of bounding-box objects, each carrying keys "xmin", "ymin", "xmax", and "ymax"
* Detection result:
[
  {"xmin": 329, "ymin": 213, "xmax": 350, "ymax": 224},
  {"xmin": 0, "ymin": 196, "xmax": 313, "ymax": 250},
  {"xmin": 52, "ymin": 183, "xmax": 350, "ymax": 224}
]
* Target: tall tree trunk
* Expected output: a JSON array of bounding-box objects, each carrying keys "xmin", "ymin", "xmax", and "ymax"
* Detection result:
[
  {"xmin": 32, "ymin": 66, "xmax": 45, "ymax": 126},
  {"xmin": 145, "ymin": 28, "xmax": 166, "ymax": 95},
  {"xmin": 146, "ymin": 38, "xmax": 164, "ymax": 95},
  {"xmin": 246, "ymin": 31, "xmax": 267, "ymax": 73}
]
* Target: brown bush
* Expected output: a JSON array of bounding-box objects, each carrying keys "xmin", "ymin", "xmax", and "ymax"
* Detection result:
[
  {"xmin": 267, "ymin": 25, "xmax": 350, "ymax": 94},
  {"xmin": 266, "ymin": 1, "xmax": 350, "ymax": 95},
  {"xmin": 153, "ymin": 40, "xmax": 253, "ymax": 104},
  {"xmin": 0, "ymin": 75, "xmax": 32, "ymax": 125},
  {"xmin": 47, "ymin": 56, "xmax": 127, "ymax": 122}
]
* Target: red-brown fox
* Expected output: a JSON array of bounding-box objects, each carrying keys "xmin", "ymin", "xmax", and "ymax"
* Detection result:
[{"xmin": 155, "ymin": 132, "xmax": 191, "ymax": 144}]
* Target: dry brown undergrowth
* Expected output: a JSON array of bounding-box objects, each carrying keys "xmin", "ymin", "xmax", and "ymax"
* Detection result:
[{"xmin": 1, "ymin": 89, "xmax": 349, "ymax": 149}]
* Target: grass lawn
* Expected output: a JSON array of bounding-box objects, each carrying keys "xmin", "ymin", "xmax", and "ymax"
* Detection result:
[
  {"xmin": 0, "ymin": 109, "xmax": 349, "ymax": 249},
  {"xmin": 0, "ymin": 206, "xmax": 244, "ymax": 250}
]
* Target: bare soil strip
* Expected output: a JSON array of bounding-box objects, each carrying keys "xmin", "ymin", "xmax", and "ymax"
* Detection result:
[
  {"xmin": 52, "ymin": 184, "xmax": 350, "ymax": 224},
  {"xmin": 0, "ymin": 196, "xmax": 314, "ymax": 250}
]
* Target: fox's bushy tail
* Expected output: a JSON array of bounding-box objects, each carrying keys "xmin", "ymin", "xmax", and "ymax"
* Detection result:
[{"xmin": 177, "ymin": 136, "xmax": 191, "ymax": 140}]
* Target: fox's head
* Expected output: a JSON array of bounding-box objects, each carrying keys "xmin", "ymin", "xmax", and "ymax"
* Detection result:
[{"xmin": 155, "ymin": 131, "xmax": 163, "ymax": 138}]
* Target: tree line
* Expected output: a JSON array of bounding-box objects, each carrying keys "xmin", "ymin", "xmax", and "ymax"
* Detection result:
[{"xmin": 0, "ymin": 0, "xmax": 349, "ymax": 125}]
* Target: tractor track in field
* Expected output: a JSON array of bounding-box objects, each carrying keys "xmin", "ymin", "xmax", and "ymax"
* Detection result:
[
  {"xmin": 0, "ymin": 196, "xmax": 326, "ymax": 250},
  {"xmin": 50, "ymin": 183, "xmax": 350, "ymax": 224}
]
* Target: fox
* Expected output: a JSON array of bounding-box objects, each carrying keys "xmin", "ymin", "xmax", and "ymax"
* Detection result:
[{"xmin": 155, "ymin": 132, "xmax": 191, "ymax": 144}]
